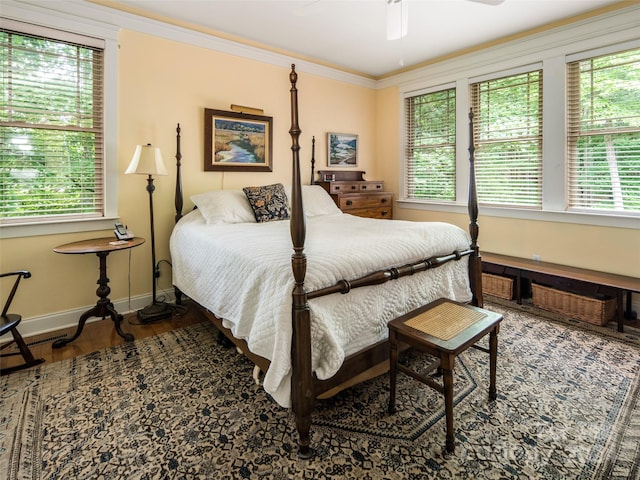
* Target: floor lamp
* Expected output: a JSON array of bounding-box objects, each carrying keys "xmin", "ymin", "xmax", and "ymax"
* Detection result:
[{"xmin": 125, "ymin": 144, "xmax": 173, "ymax": 323}]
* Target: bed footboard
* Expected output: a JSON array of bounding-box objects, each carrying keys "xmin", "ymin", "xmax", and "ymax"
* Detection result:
[{"xmin": 308, "ymin": 249, "xmax": 472, "ymax": 300}]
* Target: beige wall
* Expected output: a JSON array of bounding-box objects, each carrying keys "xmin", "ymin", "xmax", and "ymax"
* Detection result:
[
  {"xmin": 0, "ymin": 29, "xmax": 376, "ymax": 323},
  {"xmin": 375, "ymin": 86, "xmax": 400, "ymax": 198}
]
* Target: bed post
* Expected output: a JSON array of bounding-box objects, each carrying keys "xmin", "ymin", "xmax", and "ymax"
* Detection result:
[
  {"xmin": 174, "ymin": 123, "xmax": 183, "ymax": 224},
  {"xmin": 467, "ymin": 109, "xmax": 484, "ymax": 308},
  {"xmin": 288, "ymin": 64, "xmax": 314, "ymax": 459},
  {"xmin": 310, "ymin": 136, "xmax": 316, "ymax": 185},
  {"xmin": 174, "ymin": 123, "xmax": 185, "ymax": 305}
]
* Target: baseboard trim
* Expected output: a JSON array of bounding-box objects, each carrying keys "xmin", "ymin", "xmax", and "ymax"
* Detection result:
[{"xmin": 8, "ymin": 291, "xmax": 176, "ymax": 341}]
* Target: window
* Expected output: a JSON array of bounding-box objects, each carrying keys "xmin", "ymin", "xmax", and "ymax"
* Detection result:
[
  {"xmin": 0, "ymin": 25, "xmax": 104, "ymax": 224},
  {"xmin": 398, "ymin": 14, "xmax": 638, "ymax": 229},
  {"xmin": 470, "ymin": 70, "xmax": 543, "ymax": 208},
  {"xmin": 567, "ymin": 48, "xmax": 640, "ymax": 213},
  {"xmin": 404, "ymin": 87, "xmax": 456, "ymax": 201}
]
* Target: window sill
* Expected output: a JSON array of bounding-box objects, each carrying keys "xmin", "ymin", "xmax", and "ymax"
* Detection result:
[
  {"xmin": 396, "ymin": 200, "xmax": 640, "ymax": 230},
  {"xmin": 0, "ymin": 217, "xmax": 120, "ymax": 239}
]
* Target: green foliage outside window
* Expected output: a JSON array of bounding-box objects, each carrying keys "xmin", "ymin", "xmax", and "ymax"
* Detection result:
[
  {"xmin": 406, "ymin": 88, "xmax": 456, "ymax": 200},
  {"xmin": 472, "ymin": 70, "xmax": 542, "ymax": 208},
  {"xmin": 569, "ymin": 48, "xmax": 640, "ymax": 212},
  {"xmin": 0, "ymin": 29, "xmax": 103, "ymax": 221}
]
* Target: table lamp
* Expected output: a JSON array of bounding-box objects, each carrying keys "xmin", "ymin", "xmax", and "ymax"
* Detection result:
[{"xmin": 125, "ymin": 144, "xmax": 172, "ymax": 323}]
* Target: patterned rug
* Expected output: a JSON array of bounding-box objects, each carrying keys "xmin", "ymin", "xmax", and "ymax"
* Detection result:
[{"xmin": 1, "ymin": 302, "xmax": 639, "ymax": 479}]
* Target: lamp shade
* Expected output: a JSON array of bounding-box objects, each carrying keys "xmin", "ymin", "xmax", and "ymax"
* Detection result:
[{"xmin": 125, "ymin": 144, "xmax": 168, "ymax": 176}]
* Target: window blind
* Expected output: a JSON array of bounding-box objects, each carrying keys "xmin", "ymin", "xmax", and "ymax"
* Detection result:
[
  {"xmin": 567, "ymin": 48, "xmax": 640, "ymax": 213},
  {"xmin": 0, "ymin": 26, "xmax": 104, "ymax": 222},
  {"xmin": 404, "ymin": 87, "xmax": 456, "ymax": 201},
  {"xmin": 470, "ymin": 70, "xmax": 543, "ymax": 208}
]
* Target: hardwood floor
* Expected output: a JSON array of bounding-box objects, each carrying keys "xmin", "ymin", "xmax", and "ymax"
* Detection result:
[{"xmin": 1, "ymin": 300, "xmax": 206, "ymax": 373}]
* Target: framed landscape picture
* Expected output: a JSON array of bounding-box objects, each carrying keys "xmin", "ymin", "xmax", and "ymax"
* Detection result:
[
  {"xmin": 327, "ymin": 132, "xmax": 358, "ymax": 167},
  {"xmin": 204, "ymin": 108, "xmax": 273, "ymax": 172}
]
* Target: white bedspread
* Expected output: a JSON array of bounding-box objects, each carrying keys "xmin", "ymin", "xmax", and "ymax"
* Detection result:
[{"xmin": 170, "ymin": 210, "xmax": 472, "ymax": 407}]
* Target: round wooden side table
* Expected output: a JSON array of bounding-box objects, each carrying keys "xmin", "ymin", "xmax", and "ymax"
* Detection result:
[{"xmin": 52, "ymin": 237, "xmax": 145, "ymax": 348}]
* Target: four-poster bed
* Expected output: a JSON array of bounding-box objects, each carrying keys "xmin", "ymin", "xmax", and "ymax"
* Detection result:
[{"xmin": 170, "ymin": 64, "xmax": 483, "ymax": 458}]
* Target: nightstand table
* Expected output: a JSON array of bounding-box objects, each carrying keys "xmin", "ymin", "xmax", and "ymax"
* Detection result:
[{"xmin": 52, "ymin": 237, "xmax": 145, "ymax": 348}]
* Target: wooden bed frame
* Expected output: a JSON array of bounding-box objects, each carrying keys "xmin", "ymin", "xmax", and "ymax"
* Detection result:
[{"xmin": 173, "ymin": 64, "xmax": 483, "ymax": 458}]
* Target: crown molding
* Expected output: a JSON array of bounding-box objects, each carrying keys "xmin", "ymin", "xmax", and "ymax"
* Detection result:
[{"xmin": 2, "ymin": 0, "xmax": 377, "ymax": 89}]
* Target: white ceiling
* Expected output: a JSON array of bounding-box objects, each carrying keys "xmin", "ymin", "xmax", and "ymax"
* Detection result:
[{"xmin": 111, "ymin": 0, "xmax": 621, "ymax": 77}]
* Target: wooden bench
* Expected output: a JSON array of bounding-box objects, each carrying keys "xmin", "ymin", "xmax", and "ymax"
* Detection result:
[
  {"xmin": 388, "ymin": 299, "xmax": 503, "ymax": 453},
  {"xmin": 482, "ymin": 252, "xmax": 640, "ymax": 332}
]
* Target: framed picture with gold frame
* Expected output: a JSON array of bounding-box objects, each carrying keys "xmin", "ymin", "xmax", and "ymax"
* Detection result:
[{"xmin": 204, "ymin": 108, "xmax": 273, "ymax": 172}]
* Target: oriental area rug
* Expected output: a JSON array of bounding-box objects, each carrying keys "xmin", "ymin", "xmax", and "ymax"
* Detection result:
[{"xmin": 1, "ymin": 302, "xmax": 639, "ymax": 479}]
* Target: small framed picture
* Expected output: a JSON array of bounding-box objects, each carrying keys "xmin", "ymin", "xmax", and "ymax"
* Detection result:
[
  {"xmin": 204, "ymin": 108, "xmax": 273, "ymax": 172},
  {"xmin": 322, "ymin": 173, "xmax": 336, "ymax": 182},
  {"xmin": 327, "ymin": 133, "xmax": 358, "ymax": 167}
]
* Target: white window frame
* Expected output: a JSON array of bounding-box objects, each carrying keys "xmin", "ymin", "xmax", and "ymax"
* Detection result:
[
  {"xmin": 396, "ymin": 19, "xmax": 640, "ymax": 231},
  {"xmin": 0, "ymin": 6, "xmax": 118, "ymax": 239}
]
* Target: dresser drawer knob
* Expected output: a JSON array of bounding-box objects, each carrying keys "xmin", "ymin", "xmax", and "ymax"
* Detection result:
[
  {"xmin": 346, "ymin": 200, "xmax": 353, "ymax": 206},
  {"xmin": 351, "ymin": 185, "xmax": 357, "ymax": 190},
  {"xmin": 382, "ymin": 210, "xmax": 389, "ymax": 216},
  {"xmin": 381, "ymin": 197, "xmax": 388, "ymax": 203}
]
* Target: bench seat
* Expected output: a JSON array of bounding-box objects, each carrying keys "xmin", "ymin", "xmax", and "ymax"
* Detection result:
[{"xmin": 482, "ymin": 252, "xmax": 640, "ymax": 332}]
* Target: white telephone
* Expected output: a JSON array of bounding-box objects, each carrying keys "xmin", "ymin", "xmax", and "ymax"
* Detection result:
[{"xmin": 114, "ymin": 222, "xmax": 134, "ymax": 240}]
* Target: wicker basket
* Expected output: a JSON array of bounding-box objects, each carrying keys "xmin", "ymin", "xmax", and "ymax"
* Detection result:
[
  {"xmin": 531, "ymin": 283, "xmax": 616, "ymax": 326},
  {"xmin": 482, "ymin": 273, "xmax": 514, "ymax": 300}
]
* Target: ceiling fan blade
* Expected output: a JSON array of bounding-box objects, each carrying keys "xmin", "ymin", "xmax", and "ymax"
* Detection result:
[
  {"xmin": 467, "ymin": 0, "xmax": 506, "ymax": 5},
  {"xmin": 387, "ymin": 0, "xmax": 408, "ymax": 40}
]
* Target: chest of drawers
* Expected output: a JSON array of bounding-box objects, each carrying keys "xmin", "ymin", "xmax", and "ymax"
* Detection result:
[{"xmin": 316, "ymin": 170, "xmax": 393, "ymax": 219}]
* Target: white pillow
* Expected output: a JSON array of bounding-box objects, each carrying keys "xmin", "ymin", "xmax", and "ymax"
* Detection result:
[
  {"xmin": 285, "ymin": 185, "xmax": 343, "ymax": 217},
  {"xmin": 190, "ymin": 190, "xmax": 256, "ymax": 224}
]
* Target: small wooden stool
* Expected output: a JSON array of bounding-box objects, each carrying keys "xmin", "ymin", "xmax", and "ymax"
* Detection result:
[{"xmin": 388, "ymin": 298, "xmax": 503, "ymax": 453}]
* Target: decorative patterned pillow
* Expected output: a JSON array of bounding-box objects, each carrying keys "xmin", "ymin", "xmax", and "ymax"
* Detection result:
[{"xmin": 243, "ymin": 183, "xmax": 290, "ymax": 223}]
